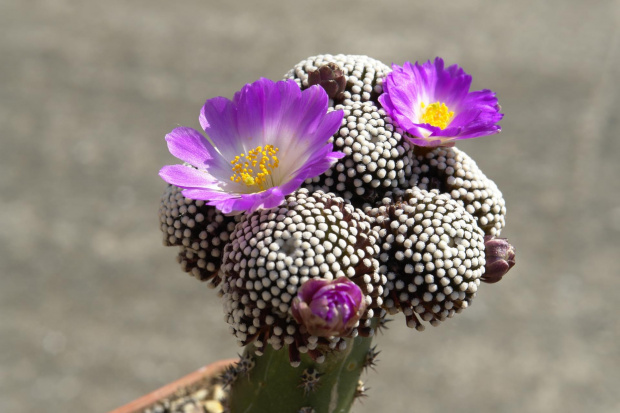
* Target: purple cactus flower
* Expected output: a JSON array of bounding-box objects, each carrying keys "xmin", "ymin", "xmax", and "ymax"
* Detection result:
[
  {"xmin": 159, "ymin": 78, "xmax": 344, "ymax": 214},
  {"xmin": 482, "ymin": 235, "xmax": 516, "ymax": 283},
  {"xmin": 292, "ymin": 278, "xmax": 367, "ymax": 337},
  {"xmin": 379, "ymin": 57, "xmax": 503, "ymax": 147}
]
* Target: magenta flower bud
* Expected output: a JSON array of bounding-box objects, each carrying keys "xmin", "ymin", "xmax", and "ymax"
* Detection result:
[
  {"xmin": 307, "ymin": 62, "xmax": 347, "ymax": 101},
  {"xmin": 482, "ymin": 235, "xmax": 516, "ymax": 283},
  {"xmin": 292, "ymin": 278, "xmax": 367, "ymax": 337}
]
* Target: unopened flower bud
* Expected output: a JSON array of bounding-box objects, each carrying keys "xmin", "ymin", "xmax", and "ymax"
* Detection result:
[
  {"xmin": 292, "ymin": 278, "xmax": 367, "ymax": 337},
  {"xmin": 307, "ymin": 63, "xmax": 347, "ymax": 101},
  {"xmin": 482, "ymin": 236, "xmax": 516, "ymax": 283}
]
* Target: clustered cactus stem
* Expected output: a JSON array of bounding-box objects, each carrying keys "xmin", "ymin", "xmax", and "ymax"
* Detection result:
[{"xmin": 157, "ymin": 54, "xmax": 516, "ymax": 412}]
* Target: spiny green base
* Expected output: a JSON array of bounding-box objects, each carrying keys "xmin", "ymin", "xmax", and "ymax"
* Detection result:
[{"xmin": 229, "ymin": 334, "xmax": 374, "ymax": 413}]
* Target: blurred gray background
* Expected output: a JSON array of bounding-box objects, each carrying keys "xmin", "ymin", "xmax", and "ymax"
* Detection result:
[{"xmin": 2, "ymin": 0, "xmax": 619, "ymax": 412}]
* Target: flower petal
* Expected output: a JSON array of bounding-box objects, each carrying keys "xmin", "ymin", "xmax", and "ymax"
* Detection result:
[
  {"xmin": 435, "ymin": 64, "xmax": 471, "ymax": 107},
  {"xmin": 200, "ymin": 96, "xmax": 243, "ymax": 159},
  {"xmin": 233, "ymin": 78, "xmax": 272, "ymax": 144},
  {"xmin": 270, "ymin": 84, "xmax": 329, "ymax": 153},
  {"xmin": 305, "ymin": 109, "xmax": 344, "ymax": 148},
  {"xmin": 165, "ymin": 127, "xmax": 213, "ymax": 168},
  {"xmin": 159, "ymin": 164, "xmax": 217, "ymax": 189},
  {"xmin": 297, "ymin": 145, "xmax": 343, "ymax": 179},
  {"xmin": 292, "ymin": 85, "xmax": 330, "ymax": 138}
]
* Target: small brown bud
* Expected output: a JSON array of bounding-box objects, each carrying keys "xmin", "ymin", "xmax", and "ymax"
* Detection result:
[
  {"xmin": 307, "ymin": 62, "xmax": 347, "ymax": 100},
  {"xmin": 482, "ymin": 236, "xmax": 516, "ymax": 283}
]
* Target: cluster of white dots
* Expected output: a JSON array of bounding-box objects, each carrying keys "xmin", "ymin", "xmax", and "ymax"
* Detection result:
[
  {"xmin": 159, "ymin": 184, "xmax": 240, "ymax": 287},
  {"xmin": 304, "ymin": 103, "xmax": 414, "ymax": 208},
  {"xmin": 367, "ymin": 188, "xmax": 486, "ymax": 331},
  {"xmin": 410, "ymin": 147, "xmax": 506, "ymax": 236},
  {"xmin": 284, "ymin": 54, "xmax": 391, "ymax": 106},
  {"xmin": 220, "ymin": 189, "xmax": 385, "ymax": 365}
]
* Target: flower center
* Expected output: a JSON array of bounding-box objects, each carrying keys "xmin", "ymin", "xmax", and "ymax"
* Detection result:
[
  {"xmin": 420, "ymin": 101, "xmax": 455, "ymax": 130},
  {"xmin": 230, "ymin": 144, "xmax": 280, "ymax": 190}
]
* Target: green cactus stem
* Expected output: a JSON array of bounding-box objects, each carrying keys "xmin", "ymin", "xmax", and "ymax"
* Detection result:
[{"xmin": 228, "ymin": 330, "xmax": 375, "ymax": 413}]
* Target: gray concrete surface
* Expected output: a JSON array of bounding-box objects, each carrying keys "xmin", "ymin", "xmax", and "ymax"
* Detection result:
[{"xmin": 1, "ymin": 0, "xmax": 619, "ymax": 412}]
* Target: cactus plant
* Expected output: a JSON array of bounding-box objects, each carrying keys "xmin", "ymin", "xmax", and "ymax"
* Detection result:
[{"xmin": 157, "ymin": 54, "xmax": 516, "ymax": 412}]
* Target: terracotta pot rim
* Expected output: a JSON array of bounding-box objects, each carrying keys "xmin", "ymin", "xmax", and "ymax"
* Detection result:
[{"xmin": 109, "ymin": 358, "xmax": 238, "ymax": 413}]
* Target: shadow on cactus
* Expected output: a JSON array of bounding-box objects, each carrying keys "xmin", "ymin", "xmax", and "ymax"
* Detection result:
[{"xmin": 157, "ymin": 54, "xmax": 516, "ymax": 413}]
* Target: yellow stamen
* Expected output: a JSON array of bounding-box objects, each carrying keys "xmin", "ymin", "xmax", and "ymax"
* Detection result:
[
  {"xmin": 420, "ymin": 101, "xmax": 454, "ymax": 130},
  {"xmin": 230, "ymin": 144, "xmax": 280, "ymax": 190}
]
